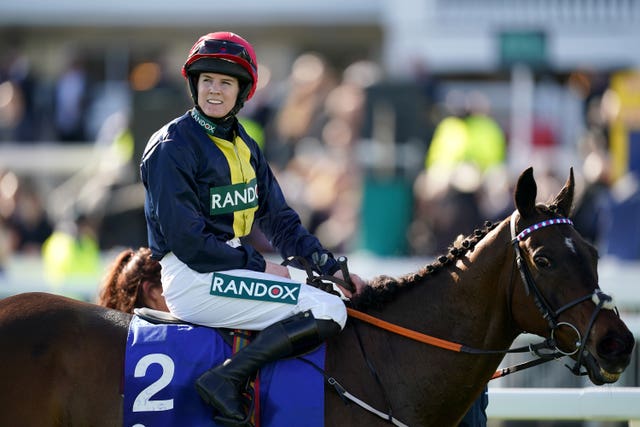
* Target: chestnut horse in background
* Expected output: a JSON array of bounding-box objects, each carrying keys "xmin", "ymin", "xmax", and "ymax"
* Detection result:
[{"xmin": 0, "ymin": 167, "xmax": 634, "ymax": 426}]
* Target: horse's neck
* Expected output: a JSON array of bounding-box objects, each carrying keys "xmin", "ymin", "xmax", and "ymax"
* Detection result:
[
  {"xmin": 457, "ymin": 222, "xmax": 521, "ymax": 347},
  {"xmin": 375, "ymin": 222, "xmax": 519, "ymax": 423},
  {"xmin": 389, "ymin": 221, "xmax": 518, "ymax": 350},
  {"xmin": 368, "ymin": 220, "xmax": 519, "ymax": 408},
  {"xmin": 330, "ymin": 224, "xmax": 519, "ymax": 426}
]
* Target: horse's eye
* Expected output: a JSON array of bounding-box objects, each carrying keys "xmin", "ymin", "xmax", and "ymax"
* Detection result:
[{"xmin": 534, "ymin": 256, "xmax": 552, "ymax": 269}]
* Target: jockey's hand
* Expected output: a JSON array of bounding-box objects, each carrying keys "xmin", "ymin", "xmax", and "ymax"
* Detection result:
[
  {"xmin": 265, "ymin": 261, "xmax": 291, "ymax": 279},
  {"xmin": 332, "ymin": 270, "xmax": 367, "ymax": 299}
]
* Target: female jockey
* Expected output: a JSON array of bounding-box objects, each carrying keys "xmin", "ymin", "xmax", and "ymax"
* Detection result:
[{"xmin": 139, "ymin": 31, "xmax": 366, "ymax": 424}]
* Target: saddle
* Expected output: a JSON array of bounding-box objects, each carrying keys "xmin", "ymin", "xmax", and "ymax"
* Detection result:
[
  {"xmin": 134, "ymin": 307, "xmax": 184, "ymax": 324},
  {"xmin": 134, "ymin": 307, "xmax": 256, "ymax": 346}
]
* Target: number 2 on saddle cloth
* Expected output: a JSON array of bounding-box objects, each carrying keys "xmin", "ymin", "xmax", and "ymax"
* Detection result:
[{"xmin": 123, "ymin": 315, "xmax": 326, "ymax": 427}]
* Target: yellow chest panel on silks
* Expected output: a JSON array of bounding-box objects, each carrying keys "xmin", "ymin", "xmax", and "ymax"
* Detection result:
[{"xmin": 209, "ymin": 134, "xmax": 258, "ymax": 238}]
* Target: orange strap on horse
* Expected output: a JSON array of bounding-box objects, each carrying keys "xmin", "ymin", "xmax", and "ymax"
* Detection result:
[
  {"xmin": 346, "ymin": 308, "xmax": 463, "ymax": 352},
  {"xmin": 346, "ymin": 308, "xmax": 555, "ymax": 380}
]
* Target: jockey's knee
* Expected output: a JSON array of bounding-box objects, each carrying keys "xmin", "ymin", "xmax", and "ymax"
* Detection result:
[{"xmin": 308, "ymin": 295, "xmax": 347, "ymax": 329}]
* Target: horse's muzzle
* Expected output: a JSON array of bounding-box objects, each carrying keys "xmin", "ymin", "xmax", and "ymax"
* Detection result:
[{"xmin": 584, "ymin": 329, "xmax": 635, "ymax": 385}]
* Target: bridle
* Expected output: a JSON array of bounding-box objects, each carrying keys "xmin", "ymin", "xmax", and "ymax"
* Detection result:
[{"xmin": 509, "ymin": 210, "xmax": 616, "ymax": 374}]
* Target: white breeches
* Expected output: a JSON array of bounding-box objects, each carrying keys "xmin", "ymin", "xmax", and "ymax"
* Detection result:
[{"xmin": 160, "ymin": 252, "xmax": 347, "ymax": 330}]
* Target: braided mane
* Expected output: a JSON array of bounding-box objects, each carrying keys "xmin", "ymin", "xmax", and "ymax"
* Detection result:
[
  {"xmin": 349, "ymin": 203, "xmax": 564, "ymax": 311},
  {"xmin": 349, "ymin": 220, "xmax": 500, "ymax": 311}
]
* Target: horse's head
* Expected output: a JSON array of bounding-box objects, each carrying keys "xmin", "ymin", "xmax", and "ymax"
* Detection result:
[{"xmin": 510, "ymin": 167, "xmax": 635, "ymax": 385}]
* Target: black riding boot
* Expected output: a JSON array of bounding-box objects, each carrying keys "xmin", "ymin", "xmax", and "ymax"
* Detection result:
[{"xmin": 195, "ymin": 311, "xmax": 340, "ymax": 425}]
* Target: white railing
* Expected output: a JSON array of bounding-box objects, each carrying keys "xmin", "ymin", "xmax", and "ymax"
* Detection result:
[{"xmin": 487, "ymin": 387, "xmax": 640, "ymax": 423}]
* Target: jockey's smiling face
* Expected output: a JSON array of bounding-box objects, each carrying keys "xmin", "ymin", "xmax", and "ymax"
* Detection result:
[{"xmin": 197, "ymin": 72, "xmax": 240, "ymax": 119}]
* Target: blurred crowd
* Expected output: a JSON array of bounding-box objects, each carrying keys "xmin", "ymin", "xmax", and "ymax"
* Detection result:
[
  {"xmin": 1, "ymin": 46, "xmax": 639, "ymax": 282},
  {"xmin": 0, "ymin": 49, "xmax": 90, "ymax": 143}
]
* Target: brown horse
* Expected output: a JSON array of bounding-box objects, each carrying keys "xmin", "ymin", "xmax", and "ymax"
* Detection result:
[{"xmin": 0, "ymin": 167, "xmax": 635, "ymax": 426}]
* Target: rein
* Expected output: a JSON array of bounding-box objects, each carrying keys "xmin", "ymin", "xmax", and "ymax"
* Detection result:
[
  {"xmin": 346, "ymin": 307, "xmax": 560, "ymax": 379},
  {"xmin": 281, "ymin": 256, "xmax": 354, "ymax": 294}
]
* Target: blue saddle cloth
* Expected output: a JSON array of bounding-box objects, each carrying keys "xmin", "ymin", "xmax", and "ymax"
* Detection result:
[{"xmin": 123, "ymin": 315, "xmax": 325, "ymax": 427}]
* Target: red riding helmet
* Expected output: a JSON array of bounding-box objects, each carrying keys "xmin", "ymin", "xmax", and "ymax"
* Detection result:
[{"xmin": 182, "ymin": 32, "xmax": 258, "ymax": 111}]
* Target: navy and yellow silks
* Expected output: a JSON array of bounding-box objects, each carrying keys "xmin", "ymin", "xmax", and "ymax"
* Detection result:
[{"xmin": 141, "ymin": 110, "xmax": 339, "ymax": 275}]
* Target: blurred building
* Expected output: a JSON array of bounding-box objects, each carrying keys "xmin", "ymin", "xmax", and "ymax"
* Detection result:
[
  {"xmin": 1, "ymin": 1, "xmax": 638, "ymax": 76},
  {"xmin": 1, "ymin": 0, "xmax": 640, "ymax": 255},
  {"xmin": 3, "ymin": 0, "xmax": 638, "ymax": 170}
]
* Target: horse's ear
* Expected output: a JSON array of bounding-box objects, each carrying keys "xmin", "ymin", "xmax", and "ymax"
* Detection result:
[
  {"xmin": 551, "ymin": 167, "xmax": 575, "ymax": 217},
  {"xmin": 514, "ymin": 167, "xmax": 537, "ymax": 219}
]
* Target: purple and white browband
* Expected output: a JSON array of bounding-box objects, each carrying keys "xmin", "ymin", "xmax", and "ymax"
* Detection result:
[{"xmin": 514, "ymin": 217, "xmax": 573, "ymax": 242}]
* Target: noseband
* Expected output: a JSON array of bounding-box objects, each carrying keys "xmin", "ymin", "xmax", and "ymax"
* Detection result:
[{"xmin": 509, "ymin": 211, "xmax": 616, "ymax": 374}]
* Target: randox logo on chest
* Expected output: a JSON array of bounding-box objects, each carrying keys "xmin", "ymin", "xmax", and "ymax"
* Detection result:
[
  {"xmin": 210, "ymin": 179, "xmax": 258, "ymax": 215},
  {"xmin": 210, "ymin": 273, "xmax": 301, "ymax": 304}
]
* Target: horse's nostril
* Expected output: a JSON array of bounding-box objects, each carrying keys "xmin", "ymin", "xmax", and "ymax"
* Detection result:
[{"xmin": 597, "ymin": 333, "xmax": 634, "ymax": 360}]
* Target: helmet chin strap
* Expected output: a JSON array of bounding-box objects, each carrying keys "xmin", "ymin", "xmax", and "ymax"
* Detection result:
[{"xmin": 228, "ymin": 79, "xmax": 250, "ymax": 116}]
